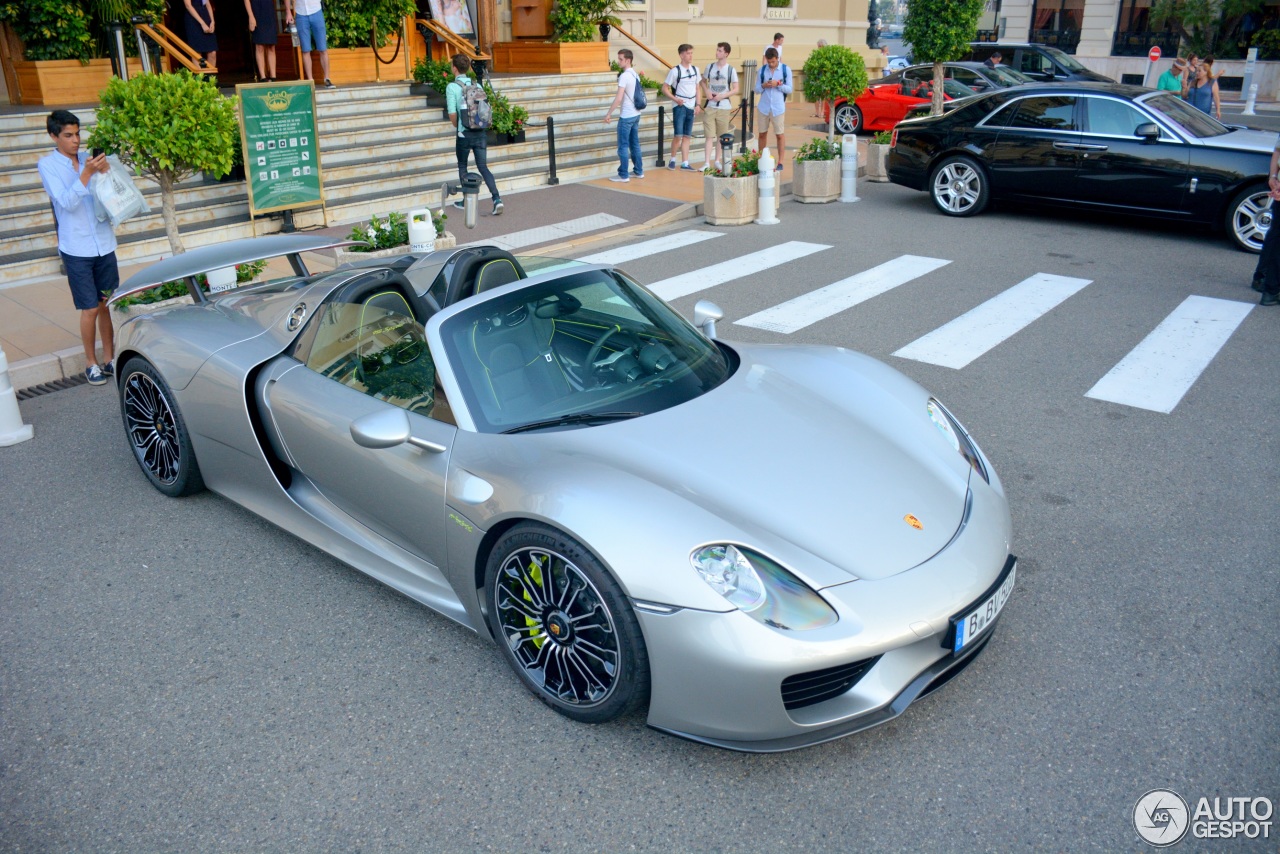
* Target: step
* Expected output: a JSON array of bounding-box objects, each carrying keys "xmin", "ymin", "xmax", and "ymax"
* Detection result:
[{"xmin": 0, "ymin": 173, "xmax": 238, "ymax": 224}]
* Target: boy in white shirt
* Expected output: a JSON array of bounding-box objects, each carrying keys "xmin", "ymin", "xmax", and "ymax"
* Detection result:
[
  {"xmin": 699, "ymin": 42, "xmax": 739, "ymax": 171},
  {"xmin": 662, "ymin": 44, "xmax": 702, "ymax": 171}
]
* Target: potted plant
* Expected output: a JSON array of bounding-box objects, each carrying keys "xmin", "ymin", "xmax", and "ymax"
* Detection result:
[
  {"xmin": 866, "ymin": 130, "xmax": 892, "ymax": 183},
  {"xmin": 484, "ymin": 82, "xmax": 529, "ymax": 145},
  {"xmin": 792, "ymin": 137, "xmax": 842, "ymax": 204},
  {"xmin": 111, "ymin": 260, "xmax": 267, "ymax": 316},
  {"xmin": 549, "ymin": 0, "xmax": 627, "ymax": 43},
  {"xmin": 411, "ymin": 57, "xmax": 456, "ymax": 111},
  {"xmin": 800, "ymin": 43, "xmax": 869, "ymax": 144},
  {"xmin": 334, "ymin": 209, "xmax": 452, "ymax": 265},
  {"xmin": 702, "ymin": 148, "xmax": 760, "ymax": 226}
]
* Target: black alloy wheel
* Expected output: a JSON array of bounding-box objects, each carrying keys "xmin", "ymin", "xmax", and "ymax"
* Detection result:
[
  {"xmin": 119, "ymin": 358, "xmax": 205, "ymax": 497},
  {"xmin": 485, "ymin": 523, "xmax": 649, "ymax": 723}
]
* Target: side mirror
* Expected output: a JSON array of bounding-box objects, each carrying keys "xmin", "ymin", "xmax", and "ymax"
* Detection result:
[
  {"xmin": 1134, "ymin": 122, "xmax": 1160, "ymax": 142},
  {"xmin": 350, "ymin": 408, "xmax": 412, "ymax": 449},
  {"xmin": 692, "ymin": 300, "xmax": 724, "ymax": 340}
]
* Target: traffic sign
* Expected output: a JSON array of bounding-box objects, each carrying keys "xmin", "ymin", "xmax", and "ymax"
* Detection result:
[{"xmin": 1148, "ymin": 46, "xmax": 1162, "ymax": 62}]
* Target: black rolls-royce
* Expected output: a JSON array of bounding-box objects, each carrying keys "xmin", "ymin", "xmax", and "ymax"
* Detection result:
[{"xmin": 887, "ymin": 83, "xmax": 1276, "ymax": 252}]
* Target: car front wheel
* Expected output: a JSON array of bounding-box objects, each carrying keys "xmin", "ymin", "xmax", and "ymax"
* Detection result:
[
  {"xmin": 833, "ymin": 103, "xmax": 863, "ymax": 135},
  {"xmin": 930, "ymin": 155, "xmax": 990, "ymax": 217},
  {"xmin": 1226, "ymin": 184, "xmax": 1269, "ymax": 253},
  {"xmin": 119, "ymin": 358, "xmax": 205, "ymax": 497},
  {"xmin": 485, "ymin": 523, "xmax": 650, "ymax": 723}
]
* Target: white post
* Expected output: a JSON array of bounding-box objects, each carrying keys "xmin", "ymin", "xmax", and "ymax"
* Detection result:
[
  {"xmin": 1244, "ymin": 83, "xmax": 1259, "ymax": 117},
  {"xmin": 756, "ymin": 146, "xmax": 779, "ymax": 225},
  {"xmin": 0, "ymin": 345, "xmax": 34, "ymax": 446},
  {"xmin": 840, "ymin": 133, "xmax": 859, "ymax": 203}
]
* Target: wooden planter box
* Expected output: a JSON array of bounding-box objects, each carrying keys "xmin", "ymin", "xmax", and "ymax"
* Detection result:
[
  {"xmin": 703, "ymin": 173, "xmax": 759, "ymax": 226},
  {"xmin": 792, "ymin": 158, "xmax": 841, "ymax": 204},
  {"xmin": 490, "ymin": 41, "xmax": 609, "ymax": 74},
  {"xmin": 865, "ymin": 143, "xmax": 891, "ymax": 183},
  {"xmin": 13, "ymin": 57, "xmax": 144, "ymax": 106},
  {"xmin": 319, "ymin": 39, "xmax": 406, "ymax": 85}
]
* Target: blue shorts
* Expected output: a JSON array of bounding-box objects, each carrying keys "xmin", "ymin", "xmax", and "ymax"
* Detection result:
[
  {"xmin": 61, "ymin": 251, "xmax": 119, "ymax": 310},
  {"xmin": 296, "ymin": 10, "xmax": 327, "ymax": 53},
  {"xmin": 672, "ymin": 104, "xmax": 694, "ymax": 138}
]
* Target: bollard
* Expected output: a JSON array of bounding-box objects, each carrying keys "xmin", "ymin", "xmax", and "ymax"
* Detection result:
[
  {"xmin": 718, "ymin": 132, "xmax": 735, "ymax": 173},
  {"xmin": 840, "ymin": 133, "xmax": 860, "ymax": 203},
  {"xmin": 655, "ymin": 106, "xmax": 667, "ymax": 168},
  {"xmin": 546, "ymin": 117, "xmax": 560, "ymax": 185},
  {"xmin": 1244, "ymin": 83, "xmax": 1258, "ymax": 116},
  {"xmin": 0, "ymin": 345, "xmax": 34, "ymax": 447},
  {"xmin": 462, "ymin": 172, "xmax": 480, "ymax": 228},
  {"xmin": 756, "ymin": 147, "xmax": 779, "ymax": 225}
]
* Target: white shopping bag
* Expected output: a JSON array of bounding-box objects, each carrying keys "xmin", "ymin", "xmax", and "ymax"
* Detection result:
[{"xmin": 92, "ymin": 154, "xmax": 151, "ymax": 228}]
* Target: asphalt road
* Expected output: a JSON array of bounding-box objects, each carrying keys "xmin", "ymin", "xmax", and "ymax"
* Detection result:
[{"xmin": 3, "ymin": 182, "xmax": 1278, "ymax": 851}]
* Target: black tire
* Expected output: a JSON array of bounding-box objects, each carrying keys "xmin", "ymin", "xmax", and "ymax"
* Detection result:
[
  {"xmin": 119, "ymin": 357, "xmax": 205, "ymax": 497},
  {"xmin": 834, "ymin": 103, "xmax": 863, "ymax": 135},
  {"xmin": 1225, "ymin": 184, "xmax": 1270, "ymax": 253},
  {"xmin": 929, "ymin": 154, "xmax": 990, "ymax": 217},
  {"xmin": 485, "ymin": 523, "xmax": 649, "ymax": 723}
]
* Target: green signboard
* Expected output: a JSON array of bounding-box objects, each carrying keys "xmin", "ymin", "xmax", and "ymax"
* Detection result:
[{"xmin": 237, "ymin": 81, "xmax": 325, "ymax": 217}]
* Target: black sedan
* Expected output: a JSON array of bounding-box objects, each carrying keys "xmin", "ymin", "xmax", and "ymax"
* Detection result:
[{"xmin": 888, "ymin": 83, "xmax": 1276, "ymax": 252}]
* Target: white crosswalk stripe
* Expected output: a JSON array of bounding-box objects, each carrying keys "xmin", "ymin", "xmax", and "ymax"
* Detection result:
[
  {"xmin": 1085, "ymin": 296, "xmax": 1254, "ymax": 414},
  {"xmin": 736, "ymin": 255, "xmax": 951, "ymax": 334},
  {"xmin": 577, "ymin": 230, "xmax": 723, "ymax": 265},
  {"xmin": 892, "ymin": 273, "xmax": 1093, "ymax": 369},
  {"xmin": 648, "ymin": 241, "xmax": 830, "ymax": 301},
  {"xmin": 470, "ymin": 214, "xmax": 629, "ymax": 251}
]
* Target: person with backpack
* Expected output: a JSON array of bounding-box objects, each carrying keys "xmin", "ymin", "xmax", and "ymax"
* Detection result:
[
  {"xmin": 662, "ymin": 44, "xmax": 702, "ymax": 171},
  {"xmin": 700, "ymin": 42, "xmax": 739, "ymax": 172},
  {"xmin": 603, "ymin": 48, "xmax": 645, "ymax": 182},
  {"xmin": 446, "ymin": 54, "xmax": 503, "ymax": 215},
  {"xmin": 755, "ymin": 47, "xmax": 792, "ymax": 172}
]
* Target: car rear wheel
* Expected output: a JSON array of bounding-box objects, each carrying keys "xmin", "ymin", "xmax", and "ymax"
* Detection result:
[
  {"xmin": 1225, "ymin": 184, "xmax": 1270, "ymax": 253},
  {"xmin": 930, "ymin": 155, "xmax": 990, "ymax": 217},
  {"xmin": 833, "ymin": 103, "xmax": 863, "ymax": 135},
  {"xmin": 485, "ymin": 523, "xmax": 650, "ymax": 723},
  {"xmin": 119, "ymin": 358, "xmax": 205, "ymax": 497}
]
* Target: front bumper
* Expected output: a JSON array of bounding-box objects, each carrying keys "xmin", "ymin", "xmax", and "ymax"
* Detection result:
[{"xmin": 636, "ymin": 478, "xmax": 1013, "ymax": 752}]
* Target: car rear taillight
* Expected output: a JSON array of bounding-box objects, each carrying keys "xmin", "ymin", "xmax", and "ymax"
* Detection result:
[{"xmin": 890, "ymin": 129, "xmax": 898, "ymax": 148}]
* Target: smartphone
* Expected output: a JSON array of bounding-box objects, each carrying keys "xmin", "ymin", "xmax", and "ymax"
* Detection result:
[{"xmin": 92, "ymin": 147, "xmax": 104, "ymax": 158}]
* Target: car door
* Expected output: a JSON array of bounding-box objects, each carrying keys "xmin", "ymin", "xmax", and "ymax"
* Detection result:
[
  {"xmin": 1014, "ymin": 49, "xmax": 1058, "ymax": 82},
  {"xmin": 264, "ymin": 287, "xmax": 458, "ymax": 568},
  {"xmin": 1073, "ymin": 95, "xmax": 1189, "ymax": 214},
  {"xmin": 984, "ymin": 94, "xmax": 1082, "ymax": 202},
  {"xmin": 948, "ymin": 66, "xmax": 991, "ymax": 94}
]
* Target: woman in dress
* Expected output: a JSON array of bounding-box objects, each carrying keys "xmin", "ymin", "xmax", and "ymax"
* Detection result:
[
  {"xmin": 1186, "ymin": 58, "xmax": 1220, "ymax": 119},
  {"xmin": 245, "ymin": 0, "xmax": 278, "ymax": 81},
  {"xmin": 183, "ymin": 0, "xmax": 218, "ymax": 69}
]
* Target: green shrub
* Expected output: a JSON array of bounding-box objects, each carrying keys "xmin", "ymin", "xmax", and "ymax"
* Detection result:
[
  {"xmin": 484, "ymin": 82, "xmax": 528, "ymax": 136},
  {"xmin": 550, "ymin": 0, "xmax": 626, "ymax": 42},
  {"xmin": 801, "ymin": 44, "xmax": 869, "ymax": 142},
  {"xmin": 706, "ymin": 148, "xmax": 760, "ymax": 178},
  {"xmin": 0, "ymin": 0, "xmax": 94, "ymax": 61},
  {"xmin": 794, "ymin": 138, "xmax": 841, "ymax": 162},
  {"xmin": 323, "ymin": 0, "xmax": 415, "ymax": 49},
  {"xmin": 610, "ymin": 60, "xmax": 661, "ymax": 89},
  {"xmin": 872, "ymin": 130, "xmax": 893, "ymax": 144},
  {"xmin": 114, "ymin": 260, "xmax": 267, "ymax": 311},
  {"xmin": 413, "ymin": 57, "xmax": 468, "ymax": 92}
]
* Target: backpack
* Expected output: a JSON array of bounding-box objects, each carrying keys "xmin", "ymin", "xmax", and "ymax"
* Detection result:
[
  {"xmin": 460, "ymin": 80, "xmax": 492, "ymax": 130},
  {"xmin": 624, "ymin": 70, "xmax": 647, "ymax": 110},
  {"xmin": 759, "ymin": 63, "xmax": 790, "ymax": 101}
]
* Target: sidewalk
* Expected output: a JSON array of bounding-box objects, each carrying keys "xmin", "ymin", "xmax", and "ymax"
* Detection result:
[{"xmin": 3, "ymin": 100, "xmax": 847, "ymax": 391}]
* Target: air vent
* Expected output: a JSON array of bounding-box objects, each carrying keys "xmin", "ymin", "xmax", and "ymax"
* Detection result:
[{"xmin": 781, "ymin": 656, "xmax": 881, "ymax": 711}]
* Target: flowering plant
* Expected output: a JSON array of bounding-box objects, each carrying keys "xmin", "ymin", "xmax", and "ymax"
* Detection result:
[
  {"xmin": 347, "ymin": 211, "xmax": 408, "ymax": 252},
  {"xmin": 705, "ymin": 148, "xmax": 761, "ymax": 178},
  {"xmin": 114, "ymin": 259, "xmax": 268, "ymax": 311},
  {"xmin": 484, "ymin": 82, "xmax": 529, "ymax": 136}
]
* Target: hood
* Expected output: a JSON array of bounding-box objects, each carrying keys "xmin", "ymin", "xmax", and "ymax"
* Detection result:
[
  {"xmin": 1201, "ymin": 126, "xmax": 1277, "ymax": 154},
  {"xmin": 1076, "ymin": 68, "xmax": 1113, "ymax": 83},
  {"xmin": 528, "ymin": 344, "xmax": 972, "ymax": 584}
]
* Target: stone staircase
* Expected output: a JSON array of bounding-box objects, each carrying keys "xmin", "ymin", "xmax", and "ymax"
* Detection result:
[{"xmin": 0, "ymin": 70, "xmax": 660, "ymax": 287}]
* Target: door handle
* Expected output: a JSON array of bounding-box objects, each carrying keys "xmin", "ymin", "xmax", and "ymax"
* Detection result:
[
  {"xmin": 1052, "ymin": 141, "xmax": 1082, "ymax": 151},
  {"xmin": 1076, "ymin": 143, "xmax": 1109, "ymax": 152}
]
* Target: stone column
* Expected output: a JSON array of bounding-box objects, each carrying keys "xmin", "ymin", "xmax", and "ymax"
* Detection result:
[
  {"xmin": 1077, "ymin": 0, "xmax": 1120, "ymax": 58},
  {"xmin": 1000, "ymin": 0, "xmax": 1034, "ymax": 42}
]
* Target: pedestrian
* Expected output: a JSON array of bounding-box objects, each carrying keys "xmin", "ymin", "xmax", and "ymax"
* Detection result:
[
  {"xmin": 37, "ymin": 110, "xmax": 117, "ymax": 386},
  {"xmin": 182, "ymin": 0, "xmax": 217, "ymax": 69},
  {"xmin": 1251, "ymin": 136, "xmax": 1280, "ymax": 306},
  {"xmin": 700, "ymin": 41, "xmax": 739, "ymax": 171},
  {"xmin": 245, "ymin": 0, "xmax": 278, "ymax": 81},
  {"xmin": 1156, "ymin": 57, "xmax": 1187, "ymax": 93},
  {"xmin": 1182, "ymin": 54, "xmax": 1200, "ymax": 97},
  {"xmin": 663, "ymin": 43, "xmax": 702, "ymax": 171},
  {"xmin": 1186, "ymin": 58, "xmax": 1220, "ymax": 118},
  {"xmin": 764, "ymin": 32, "xmax": 784, "ymax": 59},
  {"xmin": 755, "ymin": 47, "xmax": 792, "ymax": 172},
  {"xmin": 603, "ymin": 48, "xmax": 645, "ymax": 182},
  {"xmin": 285, "ymin": 0, "xmax": 335, "ymax": 88},
  {"xmin": 446, "ymin": 54, "xmax": 503, "ymax": 215},
  {"xmin": 983, "ymin": 50, "xmax": 1002, "ymax": 69}
]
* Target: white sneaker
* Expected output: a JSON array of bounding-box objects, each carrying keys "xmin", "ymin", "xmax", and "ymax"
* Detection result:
[{"xmin": 609, "ymin": 175, "xmax": 630, "ymax": 182}]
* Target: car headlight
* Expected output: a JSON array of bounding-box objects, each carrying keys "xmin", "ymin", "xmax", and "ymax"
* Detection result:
[
  {"xmin": 690, "ymin": 544, "xmax": 838, "ymax": 631},
  {"xmin": 927, "ymin": 398, "xmax": 989, "ymax": 483}
]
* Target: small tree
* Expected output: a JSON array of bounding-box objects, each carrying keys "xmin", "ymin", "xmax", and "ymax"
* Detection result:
[
  {"xmin": 801, "ymin": 44, "xmax": 869, "ymax": 143},
  {"xmin": 90, "ymin": 71, "xmax": 239, "ymax": 255},
  {"xmin": 1151, "ymin": 0, "xmax": 1262, "ymax": 56},
  {"xmin": 903, "ymin": 0, "xmax": 985, "ymax": 115}
]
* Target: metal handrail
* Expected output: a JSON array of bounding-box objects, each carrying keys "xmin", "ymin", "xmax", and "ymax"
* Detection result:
[{"xmin": 612, "ymin": 24, "xmax": 672, "ymax": 71}]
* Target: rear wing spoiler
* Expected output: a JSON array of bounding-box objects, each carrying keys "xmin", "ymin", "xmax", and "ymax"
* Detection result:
[{"xmin": 109, "ymin": 235, "xmax": 366, "ymax": 307}]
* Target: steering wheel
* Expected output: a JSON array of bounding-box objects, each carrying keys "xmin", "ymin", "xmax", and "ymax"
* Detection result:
[
  {"xmin": 585, "ymin": 326, "xmax": 644, "ymax": 385},
  {"xmin": 585, "ymin": 326, "xmax": 631, "ymax": 368}
]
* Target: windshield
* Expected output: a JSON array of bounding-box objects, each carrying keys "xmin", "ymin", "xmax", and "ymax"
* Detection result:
[
  {"xmin": 437, "ymin": 268, "xmax": 733, "ymax": 433},
  {"xmin": 988, "ymin": 65, "xmax": 1033, "ymax": 87},
  {"xmin": 942, "ymin": 79, "xmax": 978, "ymax": 100},
  {"xmin": 1042, "ymin": 46, "xmax": 1087, "ymax": 72},
  {"xmin": 1141, "ymin": 92, "xmax": 1231, "ymax": 138}
]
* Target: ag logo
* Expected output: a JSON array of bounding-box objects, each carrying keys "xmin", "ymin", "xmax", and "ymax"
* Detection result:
[{"xmin": 1134, "ymin": 789, "xmax": 1190, "ymax": 847}]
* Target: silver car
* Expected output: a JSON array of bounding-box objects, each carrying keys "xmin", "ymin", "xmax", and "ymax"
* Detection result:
[{"xmin": 110, "ymin": 235, "xmax": 1016, "ymax": 752}]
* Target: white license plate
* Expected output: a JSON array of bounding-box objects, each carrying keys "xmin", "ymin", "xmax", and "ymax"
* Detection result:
[{"xmin": 952, "ymin": 563, "xmax": 1016, "ymax": 654}]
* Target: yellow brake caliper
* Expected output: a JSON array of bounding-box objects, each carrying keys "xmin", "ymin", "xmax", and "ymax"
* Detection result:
[{"xmin": 525, "ymin": 553, "xmax": 546, "ymax": 649}]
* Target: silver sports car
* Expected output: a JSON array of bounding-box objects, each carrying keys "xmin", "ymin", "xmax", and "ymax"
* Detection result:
[{"xmin": 110, "ymin": 234, "xmax": 1016, "ymax": 752}]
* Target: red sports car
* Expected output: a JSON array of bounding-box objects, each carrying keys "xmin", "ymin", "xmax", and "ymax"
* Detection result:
[{"xmin": 826, "ymin": 63, "xmax": 1029, "ymax": 134}]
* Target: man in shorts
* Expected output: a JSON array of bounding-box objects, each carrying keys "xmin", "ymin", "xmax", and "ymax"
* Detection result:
[
  {"xmin": 37, "ymin": 110, "xmax": 117, "ymax": 386},
  {"xmin": 285, "ymin": 0, "xmax": 335, "ymax": 88},
  {"xmin": 700, "ymin": 42, "xmax": 739, "ymax": 172},
  {"xmin": 662, "ymin": 44, "xmax": 702, "ymax": 171},
  {"xmin": 755, "ymin": 47, "xmax": 792, "ymax": 171}
]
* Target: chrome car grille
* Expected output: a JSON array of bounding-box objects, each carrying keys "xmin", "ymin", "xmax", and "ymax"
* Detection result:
[{"xmin": 781, "ymin": 656, "xmax": 882, "ymax": 711}]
